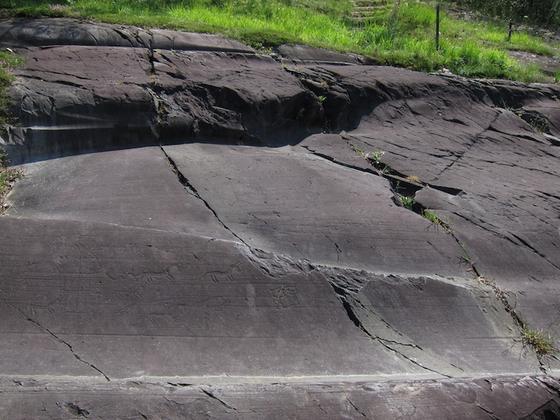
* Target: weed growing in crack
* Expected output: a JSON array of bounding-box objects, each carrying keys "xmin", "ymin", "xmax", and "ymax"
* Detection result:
[
  {"xmin": 399, "ymin": 194, "xmax": 415, "ymax": 210},
  {"xmin": 460, "ymin": 253, "xmax": 473, "ymax": 266},
  {"xmin": 317, "ymin": 95, "xmax": 327, "ymax": 104},
  {"xmin": 0, "ymin": 149, "xmax": 22, "ymax": 212},
  {"xmin": 478, "ymin": 276, "xmax": 558, "ymax": 359},
  {"xmin": 406, "ymin": 175, "xmax": 421, "ymax": 184},
  {"xmin": 422, "ymin": 209, "xmax": 448, "ymax": 230},
  {"xmin": 366, "ymin": 150, "xmax": 385, "ymax": 166},
  {"xmin": 514, "ymin": 109, "xmax": 550, "ymax": 133},
  {"xmin": 522, "ymin": 327, "xmax": 557, "ymax": 356}
]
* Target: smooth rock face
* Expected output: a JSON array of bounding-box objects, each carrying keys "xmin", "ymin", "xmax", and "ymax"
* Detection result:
[
  {"xmin": 163, "ymin": 143, "xmax": 469, "ymax": 277},
  {"xmin": 1, "ymin": 18, "xmax": 560, "ymax": 418},
  {"xmin": 0, "ymin": 18, "xmax": 254, "ymax": 52}
]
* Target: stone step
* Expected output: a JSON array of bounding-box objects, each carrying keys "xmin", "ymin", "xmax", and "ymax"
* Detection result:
[
  {"xmin": 350, "ymin": 0, "xmax": 391, "ymax": 21},
  {"xmin": 352, "ymin": 0, "xmax": 387, "ymax": 6}
]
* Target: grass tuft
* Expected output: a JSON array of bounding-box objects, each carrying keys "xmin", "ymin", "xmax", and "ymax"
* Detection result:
[
  {"xmin": 0, "ymin": 50, "xmax": 21, "ymax": 127},
  {"xmin": 0, "ymin": 49, "xmax": 22, "ymax": 210},
  {"xmin": 399, "ymin": 194, "xmax": 415, "ymax": 210},
  {"xmin": 521, "ymin": 327, "xmax": 557, "ymax": 356},
  {"xmin": 422, "ymin": 209, "xmax": 451, "ymax": 232},
  {"xmin": 0, "ymin": 150, "xmax": 22, "ymax": 211},
  {"xmin": 366, "ymin": 150, "xmax": 385, "ymax": 166}
]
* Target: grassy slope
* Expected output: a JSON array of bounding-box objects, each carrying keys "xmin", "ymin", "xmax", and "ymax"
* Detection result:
[
  {"xmin": 1, "ymin": 0, "xmax": 559, "ymax": 82},
  {"xmin": 0, "ymin": 50, "xmax": 21, "ymax": 199}
]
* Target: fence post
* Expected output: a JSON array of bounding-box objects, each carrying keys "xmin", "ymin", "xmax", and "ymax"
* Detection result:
[{"xmin": 435, "ymin": 2, "xmax": 441, "ymax": 51}]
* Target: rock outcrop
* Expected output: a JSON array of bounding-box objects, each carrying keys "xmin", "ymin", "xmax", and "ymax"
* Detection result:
[{"xmin": 1, "ymin": 18, "xmax": 559, "ymax": 418}]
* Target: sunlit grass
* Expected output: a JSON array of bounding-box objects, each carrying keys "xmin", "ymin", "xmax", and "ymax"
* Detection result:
[{"xmin": 1, "ymin": 0, "xmax": 557, "ymax": 82}]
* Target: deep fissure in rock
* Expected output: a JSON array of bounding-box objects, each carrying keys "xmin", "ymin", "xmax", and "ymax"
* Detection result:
[
  {"xmin": 159, "ymin": 145, "xmax": 251, "ymax": 248},
  {"xmin": 326, "ymin": 279, "xmax": 450, "ymax": 377}
]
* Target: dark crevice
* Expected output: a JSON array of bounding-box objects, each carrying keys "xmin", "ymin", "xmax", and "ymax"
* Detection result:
[
  {"xmin": 64, "ymin": 402, "xmax": 91, "ymax": 418},
  {"xmin": 477, "ymin": 277, "xmax": 548, "ymax": 373},
  {"xmin": 341, "ymin": 134, "xmax": 464, "ymax": 198},
  {"xmin": 476, "ymin": 404, "xmax": 499, "ymax": 420},
  {"xmin": 510, "ymin": 233, "xmax": 560, "ymax": 271},
  {"xmin": 201, "ymin": 389, "xmax": 237, "ymax": 411},
  {"xmin": 24, "ymin": 315, "xmax": 111, "ymax": 381},
  {"xmin": 519, "ymin": 399, "xmax": 560, "ymax": 420},
  {"xmin": 160, "ymin": 146, "xmax": 251, "ymax": 248},
  {"xmin": 301, "ymin": 145, "xmax": 375, "ymax": 175},
  {"xmin": 516, "ymin": 109, "xmax": 552, "ymax": 135},
  {"xmin": 112, "ymin": 28, "xmax": 135, "ymax": 47},
  {"xmin": 346, "ymin": 398, "xmax": 367, "ymax": 418},
  {"xmin": 539, "ymin": 379, "xmax": 560, "ymax": 396},
  {"xmin": 148, "ymin": 36, "xmax": 156, "ymax": 75},
  {"xmin": 538, "ymin": 191, "xmax": 560, "ymax": 201},
  {"xmin": 327, "ymin": 282, "xmax": 451, "ymax": 378},
  {"xmin": 168, "ymin": 382, "xmax": 194, "ymax": 388},
  {"xmin": 0, "ymin": 290, "xmax": 111, "ymax": 381}
]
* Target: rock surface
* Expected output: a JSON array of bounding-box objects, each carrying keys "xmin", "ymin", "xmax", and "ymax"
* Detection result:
[{"xmin": 1, "ymin": 18, "xmax": 560, "ymax": 418}]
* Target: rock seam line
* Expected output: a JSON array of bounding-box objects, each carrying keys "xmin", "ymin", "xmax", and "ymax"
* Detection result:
[{"xmin": 0, "ymin": 289, "xmax": 111, "ymax": 381}]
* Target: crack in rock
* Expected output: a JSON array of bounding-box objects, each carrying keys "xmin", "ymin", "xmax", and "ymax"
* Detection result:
[
  {"xmin": 160, "ymin": 145, "xmax": 250, "ymax": 248},
  {"xmin": 64, "ymin": 402, "xmax": 91, "ymax": 418},
  {"xmin": 327, "ymin": 282, "xmax": 452, "ymax": 378},
  {"xmin": 476, "ymin": 403, "xmax": 499, "ymax": 420},
  {"xmin": 0, "ymin": 289, "xmax": 110, "ymax": 381},
  {"xmin": 24, "ymin": 315, "xmax": 111, "ymax": 382},
  {"xmin": 346, "ymin": 397, "xmax": 367, "ymax": 418},
  {"xmin": 477, "ymin": 277, "xmax": 548, "ymax": 373},
  {"xmin": 509, "ymin": 232, "xmax": 560, "ymax": 271},
  {"xmin": 201, "ymin": 388, "xmax": 237, "ymax": 411}
]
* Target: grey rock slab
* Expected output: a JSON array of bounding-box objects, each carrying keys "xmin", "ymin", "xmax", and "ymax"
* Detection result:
[
  {"xmin": 163, "ymin": 143, "xmax": 471, "ymax": 278},
  {"xmin": 275, "ymin": 43, "xmax": 372, "ymax": 65},
  {"xmin": 0, "ymin": 18, "xmax": 254, "ymax": 53},
  {"xmin": 0, "ymin": 216, "xmax": 425, "ymax": 379},
  {"xmin": 332, "ymin": 273, "xmax": 541, "ymax": 375},
  {"xmin": 6, "ymin": 146, "xmax": 233, "ymax": 239},
  {"xmin": 5, "ymin": 45, "xmax": 320, "ymax": 163},
  {"xmin": 0, "ymin": 376, "xmax": 557, "ymax": 419},
  {"xmin": 300, "ymin": 96, "xmax": 560, "ymax": 284}
]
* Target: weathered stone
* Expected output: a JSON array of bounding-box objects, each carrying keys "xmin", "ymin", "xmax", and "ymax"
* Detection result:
[{"xmin": 1, "ymin": 17, "xmax": 560, "ymax": 418}]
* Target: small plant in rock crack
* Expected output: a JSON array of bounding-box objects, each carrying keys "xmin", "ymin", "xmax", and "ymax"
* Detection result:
[
  {"xmin": 366, "ymin": 150, "xmax": 385, "ymax": 167},
  {"xmin": 521, "ymin": 327, "xmax": 557, "ymax": 356},
  {"xmin": 317, "ymin": 95, "xmax": 327, "ymax": 104},
  {"xmin": 0, "ymin": 166, "xmax": 22, "ymax": 209},
  {"xmin": 406, "ymin": 175, "xmax": 421, "ymax": 184},
  {"xmin": 0, "ymin": 148, "xmax": 22, "ymax": 210},
  {"xmin": 514, "ymin": 109, "xmax": 550, "ymax": 133},
  {"xmin": 351, "ymin": 145, "xmax": 367, "ymax": 159},
  {"xmin": 399, "ymin": 195, "xmax": 415, "ymax": 210},
  {"xmin": 422, "ymin": 209, "xmax": 450, "ymax": 232}
]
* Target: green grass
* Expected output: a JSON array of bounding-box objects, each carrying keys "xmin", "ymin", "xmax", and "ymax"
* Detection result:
[
  {"xmin": 366, "ymin": 150, "xmax": 386, "ymax": 166},
  {"xmin": 422, "ymin": 209, "xmax": 450, "ymax": 231},
  {"xmin": 0, "ymin": 151, "xmax": 21, "ymax": 208},
  {"xmin": 0, "ymin": 50, "xmax": 20, "ymax": 126},
  {"xmin": 0, "ymin": 165, "xmax": 21, "ymax": 199},
  {"xmin": 0, "ymin": 50, "xmax": 22, "ymax": 207},
  {"xmin": 1, "ymin": 0, "xmax": 558, "ymax": 81},
  {"xmin": 522, "ymin": 327, "xmax": 557, "ymax": 356},
  {"xmin": 399, "ymin": 195, "xmax": 415, "ymax": 210}
]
